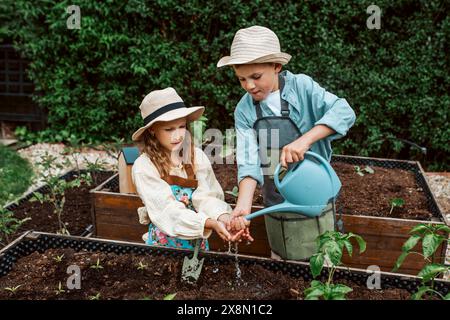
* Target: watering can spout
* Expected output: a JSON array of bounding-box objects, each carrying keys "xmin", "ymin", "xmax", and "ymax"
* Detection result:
[{"xmin": 245, "ymin": 202, "xmax": 329, "ymax": 220}]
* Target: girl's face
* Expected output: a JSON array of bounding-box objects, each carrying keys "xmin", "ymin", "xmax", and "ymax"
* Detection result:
[
  {"xmin": 234, "ymin": 63, "xmax": 282, "ymax": 101},
  {"xmin": 150, "ymin": 117, "xmax": 187, "ymax": 152}
]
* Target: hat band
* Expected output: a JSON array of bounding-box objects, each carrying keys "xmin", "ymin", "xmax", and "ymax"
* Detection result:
[{"xmin": 143, "ymin": 102, "xmax": 186, "ymax": 126}]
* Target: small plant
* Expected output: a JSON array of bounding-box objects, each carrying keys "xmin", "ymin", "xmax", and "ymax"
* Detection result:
[
  {"xmin": 354, "ymin": 165, "xmax": 374, "ymax": 176},
  {"xmin": 304, "ymin": 231, "xmax": 366, "ymax": 300},
  {"xmin": 30, "ymin": 152, "xmax": 92, "ymax": 235},
  {"xmin": 90, "ymin": 258, "xmax": 104, "ymax": 270},
  {"xmin": 393, "ymin": 223, "xmax": 450, "ymax": 300},
  {"xmin": 55, "ymin": 281, "xmax": 65, "ymax": 295},
  {"xmin": 163, "ymin": 293, "xmax": 177, "ymax": 300},
  {"xmin": 83, "ymin": 156, "xmax": 109, "ymax": 185},
  {"xmin": 4, "ymin": 285, "xmax": 22, "ymax": 294},
  {"xmin": 0, "ymin": 206, "xmax": 31, "ymax": 246},
  {"xmin": 141, "ymin": 295, "xmax": 152, "ymax": 300},
  {"xmin": 53, "ymin": 254, "xmax": 65, "ymax": 263},
  {"xmin": 137, "ymin": 261, "xmax": 148, "ymax": 271},
  {"xmin": 389, "ymin": 198, "xmax": 405, "ymax": 215},
  {"xmin": 89, "ymin": 293, "xmax": 101, "ymax": 300},
  {"xmin": 225, "ymin": 186, "xmax": 239, "ymax": 198}
]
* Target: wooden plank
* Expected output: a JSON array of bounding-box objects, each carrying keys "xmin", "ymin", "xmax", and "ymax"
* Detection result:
[
  {"xmin": 95, "ymin": 209, "xmax": 141, "ymax": 226},
  {"xmin": 96, "ymin": 222, "xmax": 147, "ymax": 243}
]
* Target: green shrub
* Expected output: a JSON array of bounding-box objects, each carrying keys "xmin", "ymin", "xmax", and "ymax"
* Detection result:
[
  {"xmin": 2, "ymin": 0, "xmax": 449, "ymax": 169},
  {"xmin": 0, "ymin": 145, "xmax": 34, "ymax": 205}
]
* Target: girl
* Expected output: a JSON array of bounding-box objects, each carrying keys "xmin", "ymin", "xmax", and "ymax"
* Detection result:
[{"xmin": 131, "ymin": 87, "xmax": 243, "ymax": 250}]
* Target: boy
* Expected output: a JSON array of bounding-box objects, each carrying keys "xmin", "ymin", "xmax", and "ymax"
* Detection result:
[{"xmin": 217, "ymin": 26, "xmax": 356, "ymax": 260}]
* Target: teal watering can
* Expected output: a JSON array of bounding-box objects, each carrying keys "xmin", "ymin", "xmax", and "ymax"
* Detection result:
[{"xmin": 245, "ymin": 151, "xmax": 342, "ymax": 220}]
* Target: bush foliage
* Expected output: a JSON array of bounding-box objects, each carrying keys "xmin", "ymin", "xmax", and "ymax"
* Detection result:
[{"xmin": 2, "ymin": 0, "xmax": 449, "ymax": 169}]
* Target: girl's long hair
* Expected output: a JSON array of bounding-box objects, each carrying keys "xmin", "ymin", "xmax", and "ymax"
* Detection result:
[{"xmin": 138, "ymin": 124, "xmax": 196, "ymax": 178}]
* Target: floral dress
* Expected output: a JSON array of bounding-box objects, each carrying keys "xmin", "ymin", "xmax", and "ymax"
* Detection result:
[{"xmin": 145, "ymin": 164, "xmax": 209, "ymax": 250}]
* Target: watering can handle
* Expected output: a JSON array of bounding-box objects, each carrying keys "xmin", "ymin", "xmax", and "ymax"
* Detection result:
[{"xmin": 274, "ymin": 151, "xmax": 335, "ymax": 193}]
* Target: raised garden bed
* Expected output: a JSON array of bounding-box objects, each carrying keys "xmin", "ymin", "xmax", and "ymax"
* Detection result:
[
  {"xmin": 91, "ymin": 154, "xmax": 447, "ymax": 275},
  {"xmin": 0, "ymin": 231, "xmax": 448, "ymax": 300},
  {"xmin": 2, "ymin": 170, "xmax": 114, "ymax": 247}
]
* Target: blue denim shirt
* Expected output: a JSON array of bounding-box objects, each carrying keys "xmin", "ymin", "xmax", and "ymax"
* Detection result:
[{"xmin": 234, "ymin": 70, "xmax": 356, "ymax": 186}]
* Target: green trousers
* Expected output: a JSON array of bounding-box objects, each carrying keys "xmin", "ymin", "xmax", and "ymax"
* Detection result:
[{"xmin": 264, "ymin": 203, "xmax": 335, "ymax": 260}]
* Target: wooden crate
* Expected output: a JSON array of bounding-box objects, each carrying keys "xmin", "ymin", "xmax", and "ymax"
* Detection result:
[{"xmin": 90, "ymin": 155, "xmax": 448, "ymax": 275}]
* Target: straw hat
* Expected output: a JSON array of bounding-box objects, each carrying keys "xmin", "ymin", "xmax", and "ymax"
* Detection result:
[
  {"xmin": 132, "ymin": 87, "xmax": 204, "ymax": 141},
  {"xmin": 217, "ymin": 26, "xmax": 291, "ymax": 68}
]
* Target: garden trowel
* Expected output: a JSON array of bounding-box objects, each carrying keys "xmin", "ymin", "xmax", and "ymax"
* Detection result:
[{"xmin": 181, "ymin": 238, "xmax": 204, "ymax": 284}]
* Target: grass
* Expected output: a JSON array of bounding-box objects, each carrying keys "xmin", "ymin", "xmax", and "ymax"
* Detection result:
[{"xmin": 0, "ymin": 144, "xmax": 34, "ymax": 205}]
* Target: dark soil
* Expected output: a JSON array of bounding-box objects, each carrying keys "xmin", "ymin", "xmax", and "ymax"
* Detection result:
[
  {"xmin": 0, "ymin": 248, "xmax": 413, "ymax": 300},
  {"xmin": 8, "ymin": 171, "xmax": 114, "ymax": 239},
  {"xmin": 212, "ymin": 161, "xmax": 434, "ymax": 220}
]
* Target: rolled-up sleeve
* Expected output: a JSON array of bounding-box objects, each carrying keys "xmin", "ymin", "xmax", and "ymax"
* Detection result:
[
  {"xmin": 234, "ymin": 106, "xmax": 264, "ymax": 186},
  {"xmin": 132, "ymin": 156, "xmax": 212, "ymax": 239},
  {"xmin": 305, "ymin": 76, "xmax": 356, "ymax": 141},
  {"xmin": 192, "ymin": 148, "xmax": 232, "ymax": 220}
]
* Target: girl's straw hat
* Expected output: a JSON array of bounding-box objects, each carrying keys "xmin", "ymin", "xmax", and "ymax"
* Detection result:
[
  {"xmin": 217, "ymin": 26, "xmax": 291, "ymax": 68},
  {"xmin": 132, "ymin": 87, "xmax": 204, "ymax": 141}
]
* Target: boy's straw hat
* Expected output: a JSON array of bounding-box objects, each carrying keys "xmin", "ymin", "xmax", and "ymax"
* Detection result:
[
  {"xmin": 132, "ymin": 87, "xmax": 204, "ymax": 141},
  {"xmin": 217, "ymin": 26, "xmax": 291, "ymax": 68}
]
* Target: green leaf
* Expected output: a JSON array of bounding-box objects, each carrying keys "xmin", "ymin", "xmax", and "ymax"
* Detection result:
[
  {"xmin": 410, "ymin": 224, "xmax": 429, "ymax": 235},
  {"xmin": 417, "ymin": 264, "xmax": 448, "ymax": 282},
  {"xmin": 331, "ymin": 284, "xmax": 353, "ymax": 295},
  {"xmin": 411, "ymin": 286, "xmax": 431, "ymax": 300},
  {"xmin": 435, "ymin": 225, "xmax": 450, "ymax": 234},
  {"xmin": 422, "ymin": 233, "xmax": 445, "ymax": 258},
  {"xmin": 351, "ymin": 234, "xmax": 367, "ymax": 254},
  {"xmin": 323, "ymin": 241, "xmax": 343, "ymax": 266},
  {"xmin": 163, "ymin": 293, "xmax": 177, "ymax": 300},
  {"xmin": 390, "ymin": 198, "xmax": 405, "ymax": 207},
  {"xmin": 402, "ymin": 234, "xmax": 421, "ymax": 252},
  {"xmin": 304, "ymin": 281, "xmax": 325, "ymax": 300},
  {"xmin": 309, "ymin": 253, "xmax": 325, "ymax": 278},
  {"xmin": 392, "ymin": 251, "xmax": 410, "ymax": 272},
  {"xmin": 343, "ymin": 239, "xmax": 353, "ymax": 257},
  {"xmin": 363, "ymin": 166, "xmax": 374, "ymax": 174},
  {"xmin": 444, "ymin": 293, "xmax": 450, "ymax": 300}
]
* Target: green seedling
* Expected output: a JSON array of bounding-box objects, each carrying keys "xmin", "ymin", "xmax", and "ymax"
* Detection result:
[
  {"xmin": 304, "ymin": 231, "xmax": 366, "ymax": 300},
  {"xmin": 55, "ymin": 281, "xmax": 65, "ymax": 295},
  {"xmin": 393, "ymin": 223, "xmax": 450, "ymax": 300},
  {"xmin": 354, "ymin": 165, "xmax": 374, "ymax": 176},
  {"xmin": 137, "ymin": 260, "xmax": 148, "ymax": 270},
  {"xmin": 53, "ymin": 254, "xmax": 65, "ymax": 263},
  {"xmin": 141, "ymin": 295, "xmax": 152, "ymax": 300},
  {"xmin": 137, "ymin": 261, "xmax": 148, "ymax": 271},
  {"xmin": 4, "ymin": 285, "xmax": 22, "ymax": 294},
  {"xmin": 225, "ymin": 186, "xmax": 239, "ymax": 198},
  {"xmin": 90, "ymin": 258, "xmax": 104, "ymax": 270},
  {"xmin": 89, "ymin": 293, "xmax": 101, "ymax": 300},
  {"xmin": 389, "ymin": 198, "xmax": 405, "ymax": 215},
  {"xmin": 0, "ymin": 206, "xmax": 31, "ymax": 246},
  {"xmin": 163, "ymin": 293, "xmax": 177, "ymax": 300},
  {"xmin": 30, "ymin": 152, "xmax": 93, "ymax": 235}
]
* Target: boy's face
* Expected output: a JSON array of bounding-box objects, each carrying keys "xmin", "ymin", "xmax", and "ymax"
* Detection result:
[{"xmin": 234, "ymin": 63, "xmax": 282, "ymax": 101}]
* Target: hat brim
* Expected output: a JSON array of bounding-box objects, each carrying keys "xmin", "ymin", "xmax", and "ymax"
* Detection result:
[
  {"xmin": 132, "ymin": 106, "xmax": 204, "ymax": 141},
  {"xmin": 217, "ymin": 52, "xmax": 291, "ymax": 68}
]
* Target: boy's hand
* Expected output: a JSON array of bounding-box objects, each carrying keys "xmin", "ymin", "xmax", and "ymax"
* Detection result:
[{"xmin": 280, "ymin": 136, "xmax": 311, "ymax": 168}]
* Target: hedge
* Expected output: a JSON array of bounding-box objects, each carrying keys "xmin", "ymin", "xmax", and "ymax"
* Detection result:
[{"xmin": 2, "ymin": 0, "xmax": 449, "ymax": 170}]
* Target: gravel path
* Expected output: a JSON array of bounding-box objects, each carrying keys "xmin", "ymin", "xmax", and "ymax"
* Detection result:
[{"xmin": 16, "ymin": 143, "xmax": 118, "ymax": 197}]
